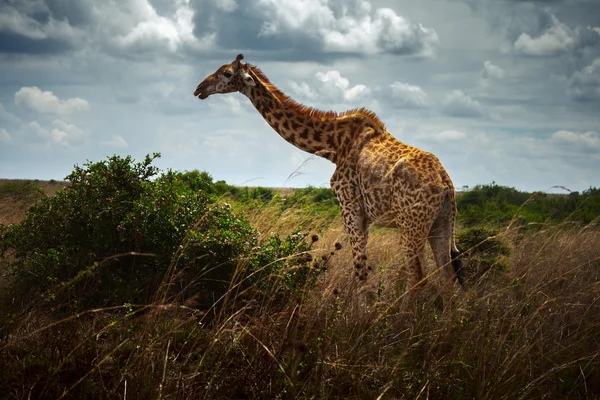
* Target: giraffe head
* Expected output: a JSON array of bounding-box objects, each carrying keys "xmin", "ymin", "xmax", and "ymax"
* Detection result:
[{"xmin": 194, "ymin": 54, "xmax": 256, "ymax": 100}]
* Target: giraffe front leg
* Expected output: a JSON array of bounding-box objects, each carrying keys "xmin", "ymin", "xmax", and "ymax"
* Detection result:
[{"xmin": 339, "ymin": 204, "xmax": 370, "ymax": 280}]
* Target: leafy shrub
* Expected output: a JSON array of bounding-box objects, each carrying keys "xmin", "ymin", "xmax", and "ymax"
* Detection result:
[
  {"xmin": 457, "ymin": 226, "xmax": 511, "ymax": 280},
  {"xmin": 0, "ymin": 154, "xmax": 319, "ymax": 312},
  {"xmin": 177, "ymin": 169, "xmax": 216, "ymax": 195},
  {"xmin": 278, "ymin": 186, "xmax": 339, "ymax": 220},
  {"xmin": 249, "ymin": 186, "xmax": 275, "ymax": 202},
  {"xmin": 457, "ymin": 183, "xmax": 600, "ymax": 226},
  {"xmin": 247, "ymin": 230, "xmax": 317, "ymax": 296}
]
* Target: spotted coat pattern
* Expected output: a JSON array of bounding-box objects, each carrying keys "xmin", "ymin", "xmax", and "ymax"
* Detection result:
[{"xmin": 194, "ymin": 54, "xmax": 463, "ymax": 306}]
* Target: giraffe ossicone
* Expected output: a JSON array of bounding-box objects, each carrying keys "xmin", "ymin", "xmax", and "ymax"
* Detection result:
[{"xmin": 194, "ymin": 54, "xmax": 465, "ymax": 309}]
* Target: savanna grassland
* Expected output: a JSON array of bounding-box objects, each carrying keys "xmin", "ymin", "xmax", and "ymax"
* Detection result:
[{"xmin": 1, "ymin": 154, "xmax": 600, "ymax": 399}]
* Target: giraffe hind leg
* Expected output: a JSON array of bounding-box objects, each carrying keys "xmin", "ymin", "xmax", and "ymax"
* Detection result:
[
  {"xmin": 429, "ymin": 193, "xmax": 465, "ymax": 288},
  {"xmin": 398, "ymin": 233, "xmax": 427, "ymax": 311},
  {"xmin": 428, "ymin": 194, "xmax": 467, "ymax": 316}
]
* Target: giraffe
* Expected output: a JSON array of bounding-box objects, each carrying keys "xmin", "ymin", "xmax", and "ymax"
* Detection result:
[{"xmin": 194, "ymin": 54, "xmax": 465, "ymax": 308}]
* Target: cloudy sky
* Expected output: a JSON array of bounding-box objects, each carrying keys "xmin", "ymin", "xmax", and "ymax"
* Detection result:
[{"xmin": 0, "ymin": 0, "xmax": 599, "ymax": 192}]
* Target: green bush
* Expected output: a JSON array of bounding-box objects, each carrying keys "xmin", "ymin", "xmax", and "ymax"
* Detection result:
[
  {"xmin": 247, "ymin": 230, "xmax": 317, "ymax": 295},
  {"xmin": 457, "ymin": 226, "xmax": 511, "ymax": 280},
  {"xmin": 0, "ymin": 154, "xmax": 319, "ymax": 312},
  {"xmin": 177, "ymin": 169, "xmax": 216, "ymax": 195},
  {"xmin": 457, "ymin": 183, "xmax": 600, "ymax": 226},
  {"xmin": 279, "ymin": 186, "xmax": 339, "ymax": 219}
]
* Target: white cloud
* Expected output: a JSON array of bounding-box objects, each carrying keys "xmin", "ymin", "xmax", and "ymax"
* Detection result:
[
  {"xmin": 566, "ymin": 57, "xmax": 600, "ymax": 102},
  {"xmin": 215, "ymin": 0, "xmax": 238, "ymax": 12},
  {"xmin": 481, "ymin": 61, "xmax": 506, "ymax": 80},
  {"xmin": 89, "ymin": 0, "xmax": 214, "ymax": 56},
  {"xmin": 222, "ymin": 96, "xmax": 244, "ymax": 114},
  {"xmin": 0, "ymin": 128, "xmax": 12, "ymax": 143},
  {"xmin": 289, "ymin": 81, "xmax": 317, "ymax": 100},
  {"xmin": 552, "ymin": 130, "xmax": 600, "ymax": 150},
  {"xmin": 25, "ymin": 121, "xmax": 50, "ymax": 139},
  {"xmin": 205, "ymin": 95, "xmax": 249, "ymax": 116},
  {"xmin": 441, "ymin": 90, "xmax": 483, "ymax": 117},
  {"xmin": 514, "ymin": 19, "xmax": 577, "ymax": 56},
  {"xmin": 114, "ymin": 0, "xmax": 196, "ymax": 52},
  {"xmin": 50, "ymin": 119, "xmax": 85, "ymax": 146},
  {"xmin": 257, "ymin": 0, "xmax": 438, "ymax": 57},
  {"xmin": 315, "ymin": 70, "xmax": 370, "ymax": 102},
  {"xmin": 437, "ymin": 129, "xmax": 467, "ymax": 141},
  {"xmin": 287, "ymin": 70, "xmax": 371, "ymax": 105},
  {"xmin": 389, "ymin": 82, "xmax": 429, "ymax": 108},
  {"xmin": 50, "ymin": 128, "xmax": 69, "ymax": 144},
  {"xmin": 0, "ymin": 103, "xmax": 21, "ymax": 124},
  {"xmin": 101, "ymin": 135, "xmax": 129, "ymax": 148},
  {"xmin": 420, "ymin": 129, "xmax": 467, "ymax": 142},
  {"xmin": 19, "ymin": 120, "xmax": 86, "ymax": 147},
  {"xmin": 14, "ymin": 87, "xmax": 89, "ymax": 115}
]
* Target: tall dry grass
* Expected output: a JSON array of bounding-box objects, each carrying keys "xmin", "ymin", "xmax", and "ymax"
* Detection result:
[{"xmin": 1, "ymin": 202, "xmax": 600, "ymax": 399}]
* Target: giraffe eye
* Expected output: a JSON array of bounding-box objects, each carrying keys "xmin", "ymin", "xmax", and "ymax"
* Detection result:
[{"xmin": 223, "ymin": 71, "xmax": 232, "ymax": 78}]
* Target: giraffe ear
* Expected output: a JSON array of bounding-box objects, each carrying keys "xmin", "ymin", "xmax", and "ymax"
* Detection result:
[{"xmin": 242, "ymin": 72, "xmax": 256, "ymax": 87}]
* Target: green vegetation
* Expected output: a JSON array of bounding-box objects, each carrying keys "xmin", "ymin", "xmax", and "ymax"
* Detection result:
[
  {"xmin": 457, "ymin": 183, "xmax": 600, "ymax": 226},
  {"xmin": 1, "ymin": 159, "xmax": 599, "ymax": 399},
  {"xmin": 456, "ymin": 226, "xmax": 512, "ymax": 280},
  {"xmin": 0, "ymin": 155, "xmax": 318, "ymax": 313},
  {"xmin": 0, "ymin": 179, "xmax": 43, "ymax": 201},
  {"xmin": 179, "ymin": 170, "xmax": 340, "ymax": 219},
  {"xmin": 179, "ymin": 177, "xmax": 600, "ymax": 228}
]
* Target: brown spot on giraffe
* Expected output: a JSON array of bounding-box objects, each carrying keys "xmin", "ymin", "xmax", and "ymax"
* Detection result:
[{"xmin": 193, "ymin": 54, "xmax": 465, "ymax": 311}]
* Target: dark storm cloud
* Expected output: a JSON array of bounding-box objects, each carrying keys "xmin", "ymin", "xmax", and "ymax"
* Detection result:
[
  {"xmin": 191, "ymin": 1, "xmax": 319, "ymax": 54},
  {"xmin": 462, "ymin": 0, "xmax": 554, "ymax": 41},
  {"xmin": 0, "ymin": 32, "xmax": 72, "ymax": 54},
  {"xmin": 462, "ymin": 0, "xmax": 600, "ymax": 43},
  {"xmin": 43, "ymin": 0, "xmax": 93, "ymax": 27},
  {"xmin": 0, "ymin": 0, "xmax": 92, "ymax": 26},
  {"xmin": 148, "ymin": 0, "xmax": 180, "ymax": 17},
  {"xmin": 188, "ymin": 0, "xmax": 438, "ymax": 61},
  {"xmin": 461, "ymin": 0, "xmax": 600, "ymax": 103},
  {"xmin": 0, "ymin": 0, "xmax": 80, "ymax": 55},
  {"xmin": 0, "ymin": 0, "xmax": 201, "ymax": 59},
  {"xmin": 1, "ymin": 0, "xmax": 441, "ymax": 63},
  {"xmin": 566, "ymin": 57, "xmax": 600, "ymax": 102}
]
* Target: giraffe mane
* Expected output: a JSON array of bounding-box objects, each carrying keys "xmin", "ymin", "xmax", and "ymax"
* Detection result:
[{"xmin": 247, "ymin": 65, "xmax": 386, "ymax": 131}]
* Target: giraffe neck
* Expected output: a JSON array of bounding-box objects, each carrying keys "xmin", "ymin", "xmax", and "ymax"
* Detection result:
[{"xmin": 242, "ymin": 67, "xmax": 352, "ymax": 162}]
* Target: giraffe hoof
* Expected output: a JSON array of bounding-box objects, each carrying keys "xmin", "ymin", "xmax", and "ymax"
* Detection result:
[
  {"xmin": 334, "ymin": 242, "xmax": 342, "ymax": 250},
  {"xmin": 311, "ymin": 234, "xmax": 319, "ymax": 243},
  {"xmin": 355, "ymin": 263, "xmax": 364, "ymax": 269},
  {"xmin": 367, "ymin": 265, "xmax": 372, "ymax": 271}
]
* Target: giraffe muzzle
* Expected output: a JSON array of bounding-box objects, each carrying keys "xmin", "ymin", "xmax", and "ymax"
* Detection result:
[{"xmin": 194, "ymin": 84, "xmax": 209, "ymax": 99}]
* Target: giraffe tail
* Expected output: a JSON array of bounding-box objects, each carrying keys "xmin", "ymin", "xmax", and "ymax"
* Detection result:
[
  {"xmin": 447, "ymin": 186, "xmax": 466, "ymax": 289},
  {"xmin": 451, "ymin": 248, "xmax": 465, "ymax": 288}
]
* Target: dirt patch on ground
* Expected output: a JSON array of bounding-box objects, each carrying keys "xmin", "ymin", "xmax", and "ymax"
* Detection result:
[{"xmin": 0, "ymin": 179, "xmax": 66, "ymax": 225}]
